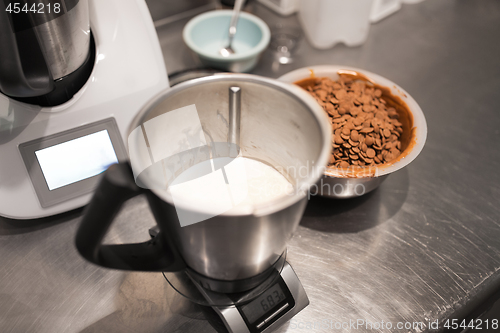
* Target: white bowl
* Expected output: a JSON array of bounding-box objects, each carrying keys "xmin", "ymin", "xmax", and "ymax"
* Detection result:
[
  {"xmin": 183, "ymin": 10, "xmax": 271, "ymax": 73},
  {"xmin": 279, "ymin": 65, "xmax": 427, "ymax": 198}
]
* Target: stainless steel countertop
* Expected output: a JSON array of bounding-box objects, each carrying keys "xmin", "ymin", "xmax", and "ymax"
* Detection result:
[{"xmin": 2, "ymin": 1, "xmax": 500, "ymax": 332}]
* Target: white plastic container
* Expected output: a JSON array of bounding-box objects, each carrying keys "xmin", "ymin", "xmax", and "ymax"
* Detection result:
[
  {"xmin": 297, "ymin": 0, "xmax": 372, "ymax": 49},
  {"xmin": 257, "ymin": 0, "xmax": 299, "ymax": 16},
  {"xmin": 370, "ymin": 0, "xmax": 401, "ymax": 23}
]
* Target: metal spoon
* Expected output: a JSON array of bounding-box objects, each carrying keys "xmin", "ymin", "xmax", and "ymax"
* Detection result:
[{"xmin": 220, "ymin": 0, "xmax": 245, "ymax": 57}]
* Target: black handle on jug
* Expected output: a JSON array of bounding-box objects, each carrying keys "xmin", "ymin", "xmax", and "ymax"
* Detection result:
[
  {"xmin": 0, "ymin": 8, "xmax": 54, "ymax": 97},
  {"xmin": 75, "ymin": 162, "xmax": 185, "ymax": 272}
]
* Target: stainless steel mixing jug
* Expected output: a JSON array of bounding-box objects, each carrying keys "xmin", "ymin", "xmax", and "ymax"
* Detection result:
[
  {"xmin": 75, "ymin": 74, "xmax": 331, "ymax": 292},
  {"xmin": 0, "ymin": 0, "xmax": 91, "ymax": 106}
]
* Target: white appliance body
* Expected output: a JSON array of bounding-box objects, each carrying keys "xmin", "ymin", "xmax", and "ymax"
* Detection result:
[{"xmin": 0, "ymin": 0, "xmax": 169, "ymax": 219}]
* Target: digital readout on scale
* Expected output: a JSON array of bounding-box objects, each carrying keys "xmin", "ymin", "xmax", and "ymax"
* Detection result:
[
  {"xmin": 35, "ymin": 130, "xmax": 118, "ymax": 190},
  {"xmin": 240, "ymin": 283, "xmax": 287, "ymax": 324}
]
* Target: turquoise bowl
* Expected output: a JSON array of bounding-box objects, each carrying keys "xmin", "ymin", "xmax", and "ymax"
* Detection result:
[{"xmin": 183, "ymin": 10, "xmax": 271, "ymax": 73}]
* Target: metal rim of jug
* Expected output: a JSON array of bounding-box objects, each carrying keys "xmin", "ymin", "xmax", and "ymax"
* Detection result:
[{"xmin": 127, "ymin": 73, "xmax": 332, "ymax": 216}]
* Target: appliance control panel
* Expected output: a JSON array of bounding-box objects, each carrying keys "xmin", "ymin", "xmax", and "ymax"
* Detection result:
[{"xmin": 19, "ymin": 118, "xmax": 127, "ymax": 209}]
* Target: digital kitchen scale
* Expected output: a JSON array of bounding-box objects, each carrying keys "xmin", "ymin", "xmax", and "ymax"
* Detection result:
[
  {"xmin": 191, "ymin": 262, "xmax": 309, "ymax": 333},
  {"xmin": 162, "ymin": 260, "xmax": 309, "ymax": 333},
  {"xmin": 0, "ymin": 0, "xmax": 169, "ymax": 219},
  {"xmin": 149, "ymin": 226, "xmax": 309, "ymax": 333},
  {"xmin": 157, "ymin": 252, "xmax": 306, "ymax": 331}
]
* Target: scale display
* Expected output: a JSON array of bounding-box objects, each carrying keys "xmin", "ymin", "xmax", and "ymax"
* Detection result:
[
  {"xmin": 19, "ymin": 118, "xmax": 127, "ymax": 209},
  {"xmin": 235, "ymin": 277, "xmax": 296, "ymax": 333},
  {"xmin": 35, "ymin": 130, "xmax": 118, "ymax": 190},
  {"xmin": 240, "ymin": 283, "xmax": 287, "ymax": 324}
]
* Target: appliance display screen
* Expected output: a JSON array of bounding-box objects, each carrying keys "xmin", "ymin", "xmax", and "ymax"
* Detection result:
[
  {"xmin": 240, "ymin": 283, "xmax": 287, "ymax": 324},
  {"xmin": 35, "ymin": 130, "xmax": 118, "ymax": 190}
]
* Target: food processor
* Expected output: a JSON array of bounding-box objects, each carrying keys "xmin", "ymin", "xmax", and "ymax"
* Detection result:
[{"xmin": 0, "ymin": 0, "xmax": 169, "ymax": 219}]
